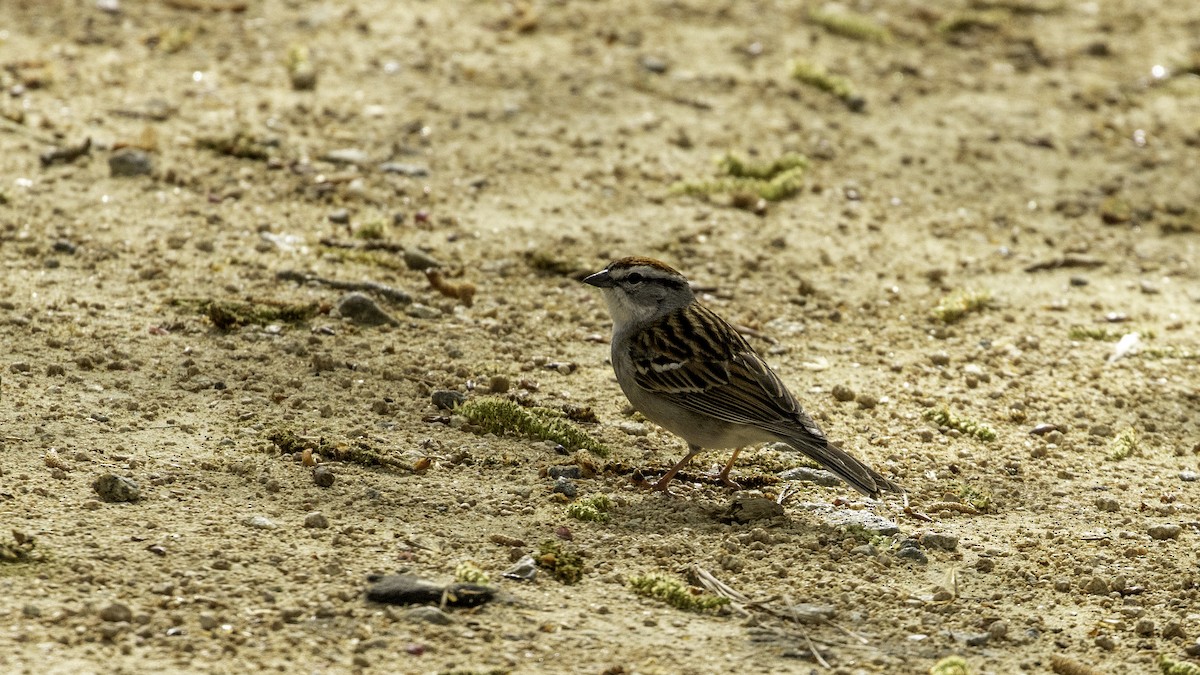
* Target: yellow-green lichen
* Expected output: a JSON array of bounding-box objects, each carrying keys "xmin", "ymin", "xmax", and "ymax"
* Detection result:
[
  {"xmin": 266, "ymin": 428, "xmax": 398, "ymax": 467},
  {"xmin": 459, "ymin": 398, "xmax": 609, "ymax": 457},
  {"xmin": 807, "ymin": 6, "xmax": 892, "ymax": 43},
  {"xmin": 1159, "ymin": 655, "xmax": 1200, "ymax": 675},
  {"xmin": 354, "ymin": 220, "xmax": 387, "ymax": 240},
  {"xmin": 789, "ymin": 59, "xmax": 865, "ymax": 112},
  {"xmin": 936, "ymin": 10, "xmax": 1010, "ymax": 34},
  {"xmin": 671, "ymin": 152, "xmax": 809, "ymax": 202},
  {"xmin": 455, "ymin": 561, "xmax": 490, "ymax": 585},
  {"xmin": 930, "ymin": 655, "xmax": 972, "ymax": 675},
  {"xmin": 931, "ymin": 289, "xmax": 993, "ymax": 324},
  {"xmin": 628, "ymin": 573, "xmax": 729, "ymax": 612},
  {"xmin": 536, "ymin": 541, "xmax": 584, "ymax": 585},
  {"xmin": 924, "ymin": 408, "xmax": 996, "ymax": 442},
  {"xmin": 566, "ymin": 494, "xmax": 612, "ymax": 522},
  {"xmin": 953, "ymin": 483, "xmax": 993, "ymax": 513},
  {"xmin": 1107, "ymin": 427, "xmax": 1138, "ymax": 461}
]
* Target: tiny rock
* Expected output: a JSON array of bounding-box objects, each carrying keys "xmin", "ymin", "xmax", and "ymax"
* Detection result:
[
  {"xmin": 312, "ymin": 465, "xmax": 335, "ymax": 487},
  {"xmin": 92, "ymin": 474, "xmax": 141, "ymax": 503},
  {"xmin": 99, "ymin": 603, "xmax": 133, "ymax": 623},
  {"xmin": 304, "ymin": 512, "xmax": 329, "ymax": 529},
  {"xmin": 1148, "ymin": 524, "xmax": 1181, "ymax": 540}
]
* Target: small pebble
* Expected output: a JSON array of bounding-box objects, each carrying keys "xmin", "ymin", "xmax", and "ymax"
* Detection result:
[
  {"xmin": 502, "ymin": 555, "xmax": 538, "ymax": 581},
  {"xmin": 304, "ymin": 512, "xmax": 329, "ymax": 529},
  {"xmin": 639, "ymin": 55, "xmax": 669, "ymax": 73},
  {"xmin": 723, "ymin": 497, "xmax": 784, "ymax": 524},
  {"xmin": 850, "ymin": 544, "xmax": 876, "ymax": 557},
  {"xmin": 547, "ymin": 466, "xmax": 582, "ymax": 480},
  {"xmin": 1134, "ymin": 619, "xmax": 1156, "ymax": 637},
  {"xmin": 328, "ymin": 208, "xmax": 350, "ymax": 224},
  {"xmin": 929, "ymin": 352, "xmax": 951, "ymax": 366},
  {"xmin": 403, "ymin": 249, "xmax": 442, "ymax": 271},
  {"xmin": 92, "ymin": 474, "xmax": 141, "ymax": 503},
  {"xmin": 244, "ymin": 515, "xmax": 277, "ymax": 529},
  {"xmin": 379, "ymin": 162, "xmax": 430, "ymax": 177},
  {"xmin": 1180, "ymin": 470, "xmax": 1198, "ymax": 482},
  {"xmin": 922, "ymin": 532, "xmax": 958, "ymax": 551},
  {"xmin": 855, "ymin": 393, "xmax": 878, "ymax": 409},
  {"xmin": 974, "ymin": 557, "xmax": 995, "ymax": 573},
  {"xmin": 337, "ymin": 293, "xmax": 399, "ymax": 327},
  {"xmin": 406, "ymin": 606, "xmax": 454, "ymax": 625},
  {"xmin": 108, "ymin": 150, "xmax": 153, "ymax": 177},
  {"xmin": 964, "ymin": 632, "xmax": 990, "ymax": 647},
  {"xmin": 321, "ymin": 149, "xmax": 370, "ymax": 166},
  {"xmin": 431, "ymin": 390, "xmax": 466, "ymax": 410},
  {"xmin": 99, "ymin": 603, "xmax": 133, "ymax": 623},
  {"xmin": 1095, "ymin": 496, "xmax": 1120, "ymax": 512},
  {"xmin": 617, "ymin": 422, "xmax": 648, "ymax": 437},
  {"xmin": 1162, "ymin": 621, "xmax": 1186, "ymax": 640},
  {"xmin": 831, "ymin": 385, "xmax": 856, "ymax": 402},
  {"xmin": 551, "ymin": 476, "xmax": 577, "ymax": 499},
  {"xmin": 987, "ymin": 620, "xmax": 1009, "ymax": 640},
  {"xmin": 1083, "ymin": 576, "xmax": 1109, "ymax": 595},
  {"xmin": 896, "ymin": 546, "xmax": 928, "ymax": 564},
  {"xmin": 405, "ymin": 304, "xmax": 440, "ymax": 320},
  {"xmin": 198, "ymin": 612, "xmax": 219, "ymax": 630},
  {"xmin": 1094, "ymin": 634, "xmax": 1116, "ymax": 651},
  {"xmin": 1148, "ymin": 523, "xmax": 1181, "ymax": 540},
  {"xmin": 312, "ymin": 465, "xmax": 335, "ymax": 488}
]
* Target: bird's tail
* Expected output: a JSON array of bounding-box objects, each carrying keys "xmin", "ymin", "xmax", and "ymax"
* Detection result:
[{"xmin": 780, "ymin": 434, "xmax": 902, "ymax": 498}]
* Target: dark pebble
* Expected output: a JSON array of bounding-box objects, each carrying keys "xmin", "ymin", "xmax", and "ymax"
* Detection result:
[
  {"xmin": 922, "ymin": 532, "xmax": 958, "ymax": 551},
  {"xmin": 337, "ymin": 293, "xmax": 398, "ymax": 327},
  {"xmin": 93, "ymin": 474, "xmax": 141, "ymax": 502},
  {"xmin": 312, "ymin": 465, "xmax": 335, "ymax": 488},
  {"xmin": 431, "ymin": 390, "xmax": 466, "ymax": 410},
  {"xmin": 722, "ymin": 497, "xmax": 785, "ymax": 524},
  {"xmin": 52, "ymin": 240, "xmax": 76, "ymax": 254},
  {"xmin": 328, "ymin": 209, "xmax": 350, "ymax": 224},
  {"xmin": 547, "ymin": 466, "xmax": 582, "ymax": 480},
  {"xmin": 552, "ymin": 476, "xmax": 577, "ymax": 499},
  {"xmin": 831, "ymin": 385, "xmax": 856, "ymax": 402},
  {"xmin": 108, "ymin": 149, "xmax": 153, "ymax": 177},
  {"xmin": 964, "ymin": 632, "xmax": 991, "ymax": 647},
  {"xmin": 896, "ymin": 546, "xmax": 928, "ymax": 564},
  {"xmin": 365, "ymin": 574, "xmax": 494, "ymax": 607}
]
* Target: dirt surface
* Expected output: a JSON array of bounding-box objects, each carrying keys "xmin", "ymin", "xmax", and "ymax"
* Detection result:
[{"xmin": 2, "ymin": 1, "xmax": 1199, "ymax": 673}]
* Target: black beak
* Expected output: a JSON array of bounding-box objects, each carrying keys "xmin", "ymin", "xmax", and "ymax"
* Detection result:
[{"xmin": 582, "ymin": 269, "xmax": 614, "ymax": 288}]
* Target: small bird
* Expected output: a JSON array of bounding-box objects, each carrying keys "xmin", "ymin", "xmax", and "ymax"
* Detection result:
[{"xmin": 584, "ymin": 256, "xmax": 900, "ymax": 497}]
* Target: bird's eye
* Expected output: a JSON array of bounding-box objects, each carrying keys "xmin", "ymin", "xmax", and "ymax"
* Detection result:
[{"xmin": 625, "ymin": 272, "xmax": 645, "ymax": 285}]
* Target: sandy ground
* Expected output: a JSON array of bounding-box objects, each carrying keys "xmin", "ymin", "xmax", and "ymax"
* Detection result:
[{"xmin": 1, "ymin": 0, "xmax": 1199, "ymax": 673}]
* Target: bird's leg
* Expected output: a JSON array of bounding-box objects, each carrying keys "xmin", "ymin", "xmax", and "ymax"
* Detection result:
[
  {"xmin": 652, "ymin": 444, "xmax": 702, "ymax": 491},
  {"xmin": 717, "ymin": 448, "xmax": 743, "ymax": 489}
]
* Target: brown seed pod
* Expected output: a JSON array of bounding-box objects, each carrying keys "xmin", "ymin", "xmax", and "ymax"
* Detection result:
[{"xmin": 426, "ymin": 269, "xmax": 476, "ymax": 306}]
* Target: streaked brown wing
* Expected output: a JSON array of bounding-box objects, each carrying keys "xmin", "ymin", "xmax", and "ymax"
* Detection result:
[{"xmin": 628, "ymin": 304, "xmax": 826, "ymax": 442}]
